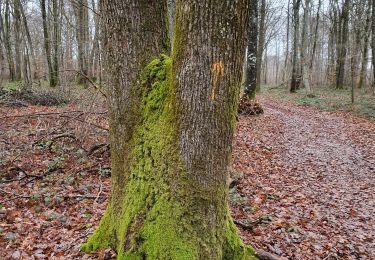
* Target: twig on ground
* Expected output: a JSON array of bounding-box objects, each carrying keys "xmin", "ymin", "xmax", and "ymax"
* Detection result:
[
  {"xmin": 87, "ymin": 143, "xmax": 110, "ymax": 156},
  {"xmin": 255, "ymin": 248, "xmax": 288, "ymax": 260},
  {"xmin": 94, "ymin": 178, "xmax": 103, "ymax": 204},
  {"xmin": 46, "ymin": 133, "xmax": 78, "ymax": 148},
  {"xmin": 0, "ymin": 110, "xmax": 107, "ymax": 120}
]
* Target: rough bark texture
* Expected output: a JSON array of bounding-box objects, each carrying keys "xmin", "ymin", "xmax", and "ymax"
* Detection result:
[
  {"xmin": 244, "ymin": 0, "xmax": 258, "ymax": 99},
  {"xmin": 82, "ymin": 0, "xmax": 256, "ymax": 259}
]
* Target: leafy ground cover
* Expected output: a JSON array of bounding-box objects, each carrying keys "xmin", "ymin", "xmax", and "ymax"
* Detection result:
[
  {"xmin": 1, "ymin": 91, "xmax": 374, "ymax": 259},
  {"xmin": 263, "ymin": 85, "xmax": 375, "ymax": 119}
]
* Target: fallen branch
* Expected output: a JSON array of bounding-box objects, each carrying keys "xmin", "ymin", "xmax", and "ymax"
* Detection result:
[
  {"xmin": 0, "ymin": 110, "xmax": 107, "ymax": 120},
  {"xmin": 46, "ymin": 133, "xmax": 78, "ymax": 148},
  {"xmin": 255, "ymin": 248, "xmax": 288, "ymax": 260},
  {"xmin": 87, "ymin": 143, "xmax": 110, "ymax": 156}
]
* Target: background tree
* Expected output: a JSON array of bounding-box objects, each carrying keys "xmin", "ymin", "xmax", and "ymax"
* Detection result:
[
  {"xmin": 244, "ymin": 0, "xmax": 258, "ymax": 99},
  {"xmin": 256, "ymin": 0, "xmax": 266, "ymax": 91},
  {"xmin": 290, "ymin": 0, "xmax": 301, "ymax": 93},
  {"xmin": 336, "ymin": 0, "xmax": 351, "ymax": 89},
  {"xmin": 300, "ymin": 0, "xmax": 311, "ymax": 93}
]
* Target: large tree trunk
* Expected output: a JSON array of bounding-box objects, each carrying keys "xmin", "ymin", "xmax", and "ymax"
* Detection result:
[
  {"xmin": 244, "ymin": 0, "xmax": 258, "ymax": 99},
  {"xmin": 82, "ymin": 0, "xmax": 255, "ymax": 259}
]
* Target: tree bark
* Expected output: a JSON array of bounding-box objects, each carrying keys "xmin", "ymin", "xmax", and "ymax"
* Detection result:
[
  {"xmin": 82, "ymin": 0, "xmax": 255, "ymax": 259},
  {"xmin": 358, "ymin": 0, "xmax": 371, "ymax": 89},
  {"xmin": 4, "ymin": 0, "xmax": 15, "ymax": 81},
  {"xmin": 13, "ymin": 0, "xmax": 22, "ymax": 81},
  {"xmin": 52, "ymin": 0, "xmax": 60, "ymax": 86},
  {"xmin": 40, "ymin": 0, "xmax": 55, "ymax": 87},
  {"xmin": 0, "ymin": 0, "xmax": 6, "ymax": 84},
  {"xmin": 15, "ymin": 0, "xmax": 38, "ymax": 80},
  {"xmin": 301, "ymin": 0, "xmax": 311, "ymax": 93},
  {"xmin": 244, "ymin": 0, "xmax": 258, "ymax": 99},
  {"xmin": 336, "ymin": 0, "xmax": 350, "ymax": 89},
  {"xmin": 256, "ymin": 0, "xmax": 266, "ymax": 91},
  {"xmin": 372, "ymin": 0, "xmax": 375, "ymax": 92},
  {"xmin": 290, "ymin": 0, "xmax": 301, "ymax": 93},
  {"xmin": 73, "ymin": 0, "xmax": 90, "ymax": 85}
]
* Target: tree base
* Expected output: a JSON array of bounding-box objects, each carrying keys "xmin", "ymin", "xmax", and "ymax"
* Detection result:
[
  {"xmin": 81, "ymin": 212, "xmax": 257, "ymax": 260},
  {"xmin": 238, "ymin": 96, "xmax": 264, "ymax": 116}
]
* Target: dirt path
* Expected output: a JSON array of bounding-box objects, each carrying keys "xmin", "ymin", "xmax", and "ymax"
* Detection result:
[{"xmin": 232, "ymin": 96, "xmax": 375, "ymax": 259}]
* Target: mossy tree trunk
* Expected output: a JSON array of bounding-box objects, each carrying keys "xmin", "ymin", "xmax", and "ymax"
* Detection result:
[{"xmin": 82, "ymin": 0, "xmax": 256, "ymax": 259}]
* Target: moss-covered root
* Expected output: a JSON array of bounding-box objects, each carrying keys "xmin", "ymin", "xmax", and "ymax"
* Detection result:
[
  {"xmin": 224, "ymin": 217, "xmax": 258, "ymax": 260},
  {"xmin": 82, "ymin": 213, "xmax": 257, "ymax": 260},
  {"xmin": 80, "ymin": 208, "xmax": 114, "ymax": 252}
]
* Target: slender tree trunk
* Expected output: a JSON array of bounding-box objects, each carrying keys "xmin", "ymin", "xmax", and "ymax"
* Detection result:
[
  {"xmin": 13, "ymin": 0, "xmax": 22, "ymax": 80},
  {"xmin": 52, "ymin": 0, "xmax": 60, "ymax": 86},
  {"xmin": 73, "ymin": 0, "xmax": 90, "ymax": 84},
  {"xmin": 336, "ymin": 0, "xmax": 350, "ymax": 89},
  {"xmin": 82, "ymin": 0, "xmax": 255, "ymax": 258},
  {"xmin": 244, "ymin": 0, "xmax": 258, "ymax": 99},
  {"xmin": 40, "ymin": 0, "xmax": 55, "ymax": 86},
  {"xmin": 0, "ymin": 0, "xmax": 6, "ymax": 84},
  {"xmin": 372, "ymin": 0, "xmax": 375, "ymax": 92},
  {"xmin": 15, "ymin": 0, "xmax": 38, "ymax": 80},
  {"xmin": 282, "ymin": 0, "xmax": 291, "ymax": 83},
  {"xmin": 256, "ymin": 0, "xmax": 266, "ymax": 91},
  {"xmin": 290, "ymin": 0, "xmax": 301, "ymax": 93},
  {"xmin": 310, "ymin": 0, "xmax": 322, "ymax": 71},
  {"xmin": 4, "ymin": 0, "xmax": 15, "ymax": 81},
  {"xmin": 358, "ymin": 0, "xmax": 371, "ymax": 89},
  {"xmin": 301, "ymin": 0, "xmax": 311, "ymax": 93}
]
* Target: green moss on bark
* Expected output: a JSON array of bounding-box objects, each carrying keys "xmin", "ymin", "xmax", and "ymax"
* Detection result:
[{"xmin": 81, "ymin": 56, "xmax": 257, "ymax": 259}]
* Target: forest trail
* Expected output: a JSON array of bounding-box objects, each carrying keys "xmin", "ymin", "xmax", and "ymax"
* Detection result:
[{"xmin": 232, "ymin": 96, "xmax": 375, "ymax": 259}]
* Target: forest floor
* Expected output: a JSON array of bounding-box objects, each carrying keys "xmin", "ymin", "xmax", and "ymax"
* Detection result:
[
  {"xmin": 232, "ymin": 94, "xmax": 375, "ymax": 259},
  {"xmin": 0, "ymin": 90, "xmax": 374, "ymax": 259}
]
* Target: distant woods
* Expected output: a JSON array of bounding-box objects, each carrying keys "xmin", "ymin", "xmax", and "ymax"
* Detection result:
[
  {"xmin": 0, "ymin": 0, "xmax": 100, "ymax": 89},
  {"xmin": 245, "ymin": 0, "xmax": 375, "ymax": 98},
  {"xmin": 0, "ymin": 0, "xmax": 375, "ymax": 96}
]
